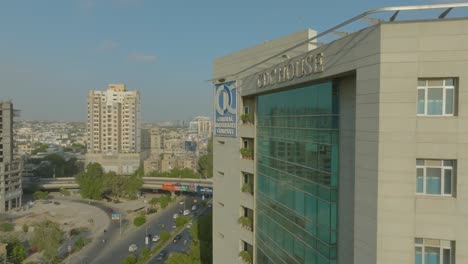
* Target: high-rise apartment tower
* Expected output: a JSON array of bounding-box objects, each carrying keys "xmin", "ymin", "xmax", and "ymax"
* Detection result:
[{"xmin": 86, "ymin": 84, "xmax": 142, "ymax": 174}]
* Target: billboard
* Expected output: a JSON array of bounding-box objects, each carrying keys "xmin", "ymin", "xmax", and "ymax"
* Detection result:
[{"xmin": 214, "ymin": 81, "xmax": 237, "ymax": 137}]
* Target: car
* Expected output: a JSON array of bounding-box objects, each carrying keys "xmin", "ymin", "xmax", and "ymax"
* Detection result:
[
  {"xmin": 179, "ymin": 201, "xmax": 185, "ymax": 205},
  {"xmin": 173, "ymin": 235, "xmax": 181, "ymax": 243},
  {"xmin": 128, "ymin": 244, "xmax": 138, "ymax": 253},
  {"xmin": 183, "ymin": 209, "xmax": 190, "ymax": 216},
  {"xmin": 152, "ymin": 235, "xmax": 160, "ymax": 242},
  {"xmin": 53, "ymin": 201, "xmax": 60, "ymax": 205},
  {"xmin": 173, "ymin": 213, "xmax": 178, "ymax": 219},
  {"xmin": 156, "ymin": 250, "xmax": 168, "ymax": 261},
  {"xmin": 191, "ymin": 205, "xmax": 197, "ymax": 211},
  {"xmin": 41, "ymin": 200, "xmax": 51, "ymax": 204}
]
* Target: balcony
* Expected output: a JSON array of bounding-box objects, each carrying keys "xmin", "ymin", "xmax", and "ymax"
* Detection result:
[
  {"xmin": 239, "ymin": 114, "xmax": 254, "ymax": 138},
  {"xmin": 239, "ymin": 251, "xmax": 253, "ymax": 264},
  {"xmin": 238, "ymin": 216, "xmax": 253, "ymax": 231},
  {"xmin": 240, "ymin": 147, "xmax": 253, "ymax": 160}
]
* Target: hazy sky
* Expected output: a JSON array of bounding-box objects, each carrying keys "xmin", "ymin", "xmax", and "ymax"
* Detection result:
[{"xmin": 0, "ymin": 0, "xmax": 459, "ymax": 122}]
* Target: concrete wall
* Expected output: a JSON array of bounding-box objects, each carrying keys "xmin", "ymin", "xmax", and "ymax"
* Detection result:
[
  {"xmin": 375, "ymin": 19, "xmax": 468, "ymax": 264},
  {"xmin": 338, "ymin": 76, "xmax": 356, "ymax": 263},
  {"xmin": 220, "ymin": 18, "xmax": 468, "ymax": 264},
  {"xmin": 213, "ymin": 29, "xmax": 316, "ymax": 264}
]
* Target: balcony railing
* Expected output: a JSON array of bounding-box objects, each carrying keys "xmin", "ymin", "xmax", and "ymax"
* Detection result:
[
  {"xmin": 240, "ymin": 148, "xmax": 254, "ymax": 160},
  {"xmin": 238, "ymin": 216, "xmax": 253, "ymax": 231}
]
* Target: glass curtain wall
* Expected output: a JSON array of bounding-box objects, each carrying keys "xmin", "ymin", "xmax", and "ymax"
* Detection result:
[{"xmin": 256, "ymin": 81, "xmax": 339, "ymax": 264}]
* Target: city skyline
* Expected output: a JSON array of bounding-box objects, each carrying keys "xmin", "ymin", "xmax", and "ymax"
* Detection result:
[{"xmin": 0, "ymin": 0, "xmax": 445, "ymax": 122}]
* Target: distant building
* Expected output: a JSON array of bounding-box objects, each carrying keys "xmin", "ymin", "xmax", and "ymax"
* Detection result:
[
  {"xmin": 0, "ymin": 101, "xmax": 22, "ymax": 213},
  {"xmin": 141, "ymin": 128, "xmax": 151, "ymax": 151},
  {"xmin": 143, "ymin": 127, "xmax": 163, "ymax": 174},
  {"xmin": 85, "ymin": 84, "xmax": 142, "ymax": 174},
  {"xmin": 189, "ymin": 116, "xmax": 212, "ymax": 137}
]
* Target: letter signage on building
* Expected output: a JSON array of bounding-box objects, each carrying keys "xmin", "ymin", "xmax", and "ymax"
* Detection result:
[
  {"xmin": 214, "ymin": 81, "xmax": 237, "ymax": 137},
  {"xmin": 256, "ymin": 52, "xmax": 324, "ymax": 89}
]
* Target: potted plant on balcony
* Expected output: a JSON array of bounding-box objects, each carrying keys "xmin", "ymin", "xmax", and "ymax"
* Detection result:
[
  {"xmin": 241, "ymin": 183, "xmax": 253, "ymax": 194},
  {"xmin": 240, "ymin": 113, "xmax": 253, "ymax": 124},
  {"xmin": 237, "ymin": 216, "xmax": 253, "ymax": 230},
  {"xmin": 239, "ymin": 251, "xmax": 252, "ymax": 264},
  {"xmin": 240, "ymin": 148, "xmax": 253, "ymax": 159}
]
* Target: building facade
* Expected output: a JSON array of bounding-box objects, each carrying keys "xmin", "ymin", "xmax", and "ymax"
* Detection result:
[
  {"xmin": 86, "ymin": 84, "xmax": 142, "ymax": 174},
  {"xmin": 213, "ymin": 5, "xmax": 468, "ymax": 264},
  {"xmin": 0, "ymin": 101, "xmax": 22, "ymax": 213},
  {"xmin": 189, "ymin": 116, "xmax": 212, "ymax": 137}
]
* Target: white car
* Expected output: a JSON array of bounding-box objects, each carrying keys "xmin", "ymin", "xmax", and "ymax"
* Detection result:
[
  {"xmin": 128, "ymin": 244, "xmax": 138, "ymax": 253},
  {"xmin": 173, "ymin": 213, "xmax": 178, "ymax": 219},
  {"xmin": 179, "ymin": 201, "xmax": 185, "ymax": 205},
  {"xmin": 191, "ymin": 205, "xmax": 197, "ymax": 211},
  {"xmin": 152, "ymin": 235, "xmax": 160, "ymax": 242},
  {"xmin": 183, "ymin": 209, "xmax": 190, "ymax": 216}
]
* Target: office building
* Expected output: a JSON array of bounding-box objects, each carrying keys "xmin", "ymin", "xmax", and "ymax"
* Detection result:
[
  {"xmin": 213, "ymin": 4, "xmax": 468, "ymax": 264},
  {"xmin": 86, "ymin": 84, "xmax": 142, "ymax": 174},
  {"xmin": 0, "ymin": 101, "xmax": 22, "ymax": 213}
]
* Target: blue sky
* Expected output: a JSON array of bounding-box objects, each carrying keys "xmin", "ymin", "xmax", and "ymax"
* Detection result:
[{"xmin": 0, "ymin": 0, "xmax": 461, "ymax": 122}]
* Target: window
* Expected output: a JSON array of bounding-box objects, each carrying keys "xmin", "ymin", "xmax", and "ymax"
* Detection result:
[
  {"xmin": 416, "ymin": 160, "xmax": 455, "ymax": 196},
  {"xmin": 417, "ymin": 78, "xmax": 456, "ymax": 116},
  {"xmin": 244, "ymin": 106, "xmax": 250, "ymax": 114},
  {"xmin": 415, "ymin": 238, "xmax": 454, "ymax": 264}
]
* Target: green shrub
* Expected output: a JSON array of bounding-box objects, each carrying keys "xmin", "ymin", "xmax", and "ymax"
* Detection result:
[
  {"xmin": 159, "ymin": 230, "xmax": 170, "ymax": 242},
  {"xmin": 59, "ymin": 188, "xmax": 71, "ymax": 196},
  {"xmin": 239, "ymin": 251, "xmax": 252, "ymax": 264},
  {"xmin": 240, "ymin": 148, "xmax": 253, "ymax": 159},
  {"xmin": 22, "ymin": 224, "xmax": 29, "ymax": 233},
  {"xmin": 133, "ymin": 216, "xmax": 146, "ymax": 227},
  {"xmin": 175, "ymin": 216, "xmax": 189, "ymax": 227},
  {"xmin": 74, "ymin": 237, "xmax": 89, "ymax": 250},
  {"xmin": 0, "ymin": 222, "xmax": 14, "ymax": 232},
  {"xmin": 33, "ymin": 191, "xmax": 49, "ymax": 200}
]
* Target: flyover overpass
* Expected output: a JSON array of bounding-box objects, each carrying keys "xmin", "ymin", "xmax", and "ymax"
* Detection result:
[{"xmin": 34, "ymin": 177, "xmax": 213, "ymax": 191}]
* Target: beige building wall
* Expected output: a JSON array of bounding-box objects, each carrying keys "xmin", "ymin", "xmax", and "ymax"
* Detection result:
[
  {"xmin": 230, "ymin": 18, "xmax": 468, "ymax": 264},
  {"xmin": 86, "ymin": 84, "xmax": 141, "ymax": 154},
  {"xmin": 86, "ymin": 84, "xmax": 142, "ymax": 174},
  {"xmin": 213, "ymin": 29, "xmax": 317, "ymax": 264},
  {"xmin": 374, "ymin": 20, "xmax": 468, "ymax": 264}
]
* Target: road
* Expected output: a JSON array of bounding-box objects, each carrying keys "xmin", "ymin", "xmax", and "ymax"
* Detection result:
[
  {"xmin": 90, "ymin": 195, "xmax": 199, "ymax": 264},
  {"xmin": 147, "ymin": 203, "xmax": 212, "ymax": 264}
]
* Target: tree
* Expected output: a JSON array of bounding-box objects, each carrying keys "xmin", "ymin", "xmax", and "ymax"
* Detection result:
[
  {"xmin": 159, "ymin": 230, "xmax": 170, "ymax": 242},
  {"xmin": 0, "ymin": 238, "xmax": 27, "ymax": 264},
  {"xmin": 31, "ymin": 143, "xmax": 48, "ymax": 155},
  {"xmin": 165, "ymin": 253, "xmax": 195, "ymax": 264},
  {"xmin": 197, "ymin": 214, "xmax": 213, "ymax": 264},
  {"xmin": 11, "ymin": 242, "xmax": 27, "ymax": 264},
  {"xmin": 103, "ymin": 171, "xmax": 142, "ymax": 199},
  {"xmin": 175, "ymin": 216, "xmax": 189, "ymax": 227},
  {"xmin": 31, "ymin": 220, "xmax": 64, "ymax": 261},
  {"xmin": 159, "ymin": 195, "xmax": 172, "ymax": 209},
  {"xmin": 0, "ymin": 222, "xmax": 14, "ymax": 232},
  {"xmin": 76, "ymin": 163, "xmax": 105, "ymax": 200},
  {"xmin": 120, "ymin": 255, "xmax": 137, "ymax": 264},
  {"xmin": 103, "ymin": 171, "xmax": 126, "ymax": 199},
  {"xmin": 198, "ymin": 138, "xmax": 213, "ymax": 178},
  {"xmin": 133, "ymin": 216, "xmax": 146, "ymax": 227},
  {"xmin": 33, "ymin": 191, "xmax": 49, "ymax": 200},
  {"xmin": 149, "ymin": 197, "xmax": 159, "ymax": 207}
]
